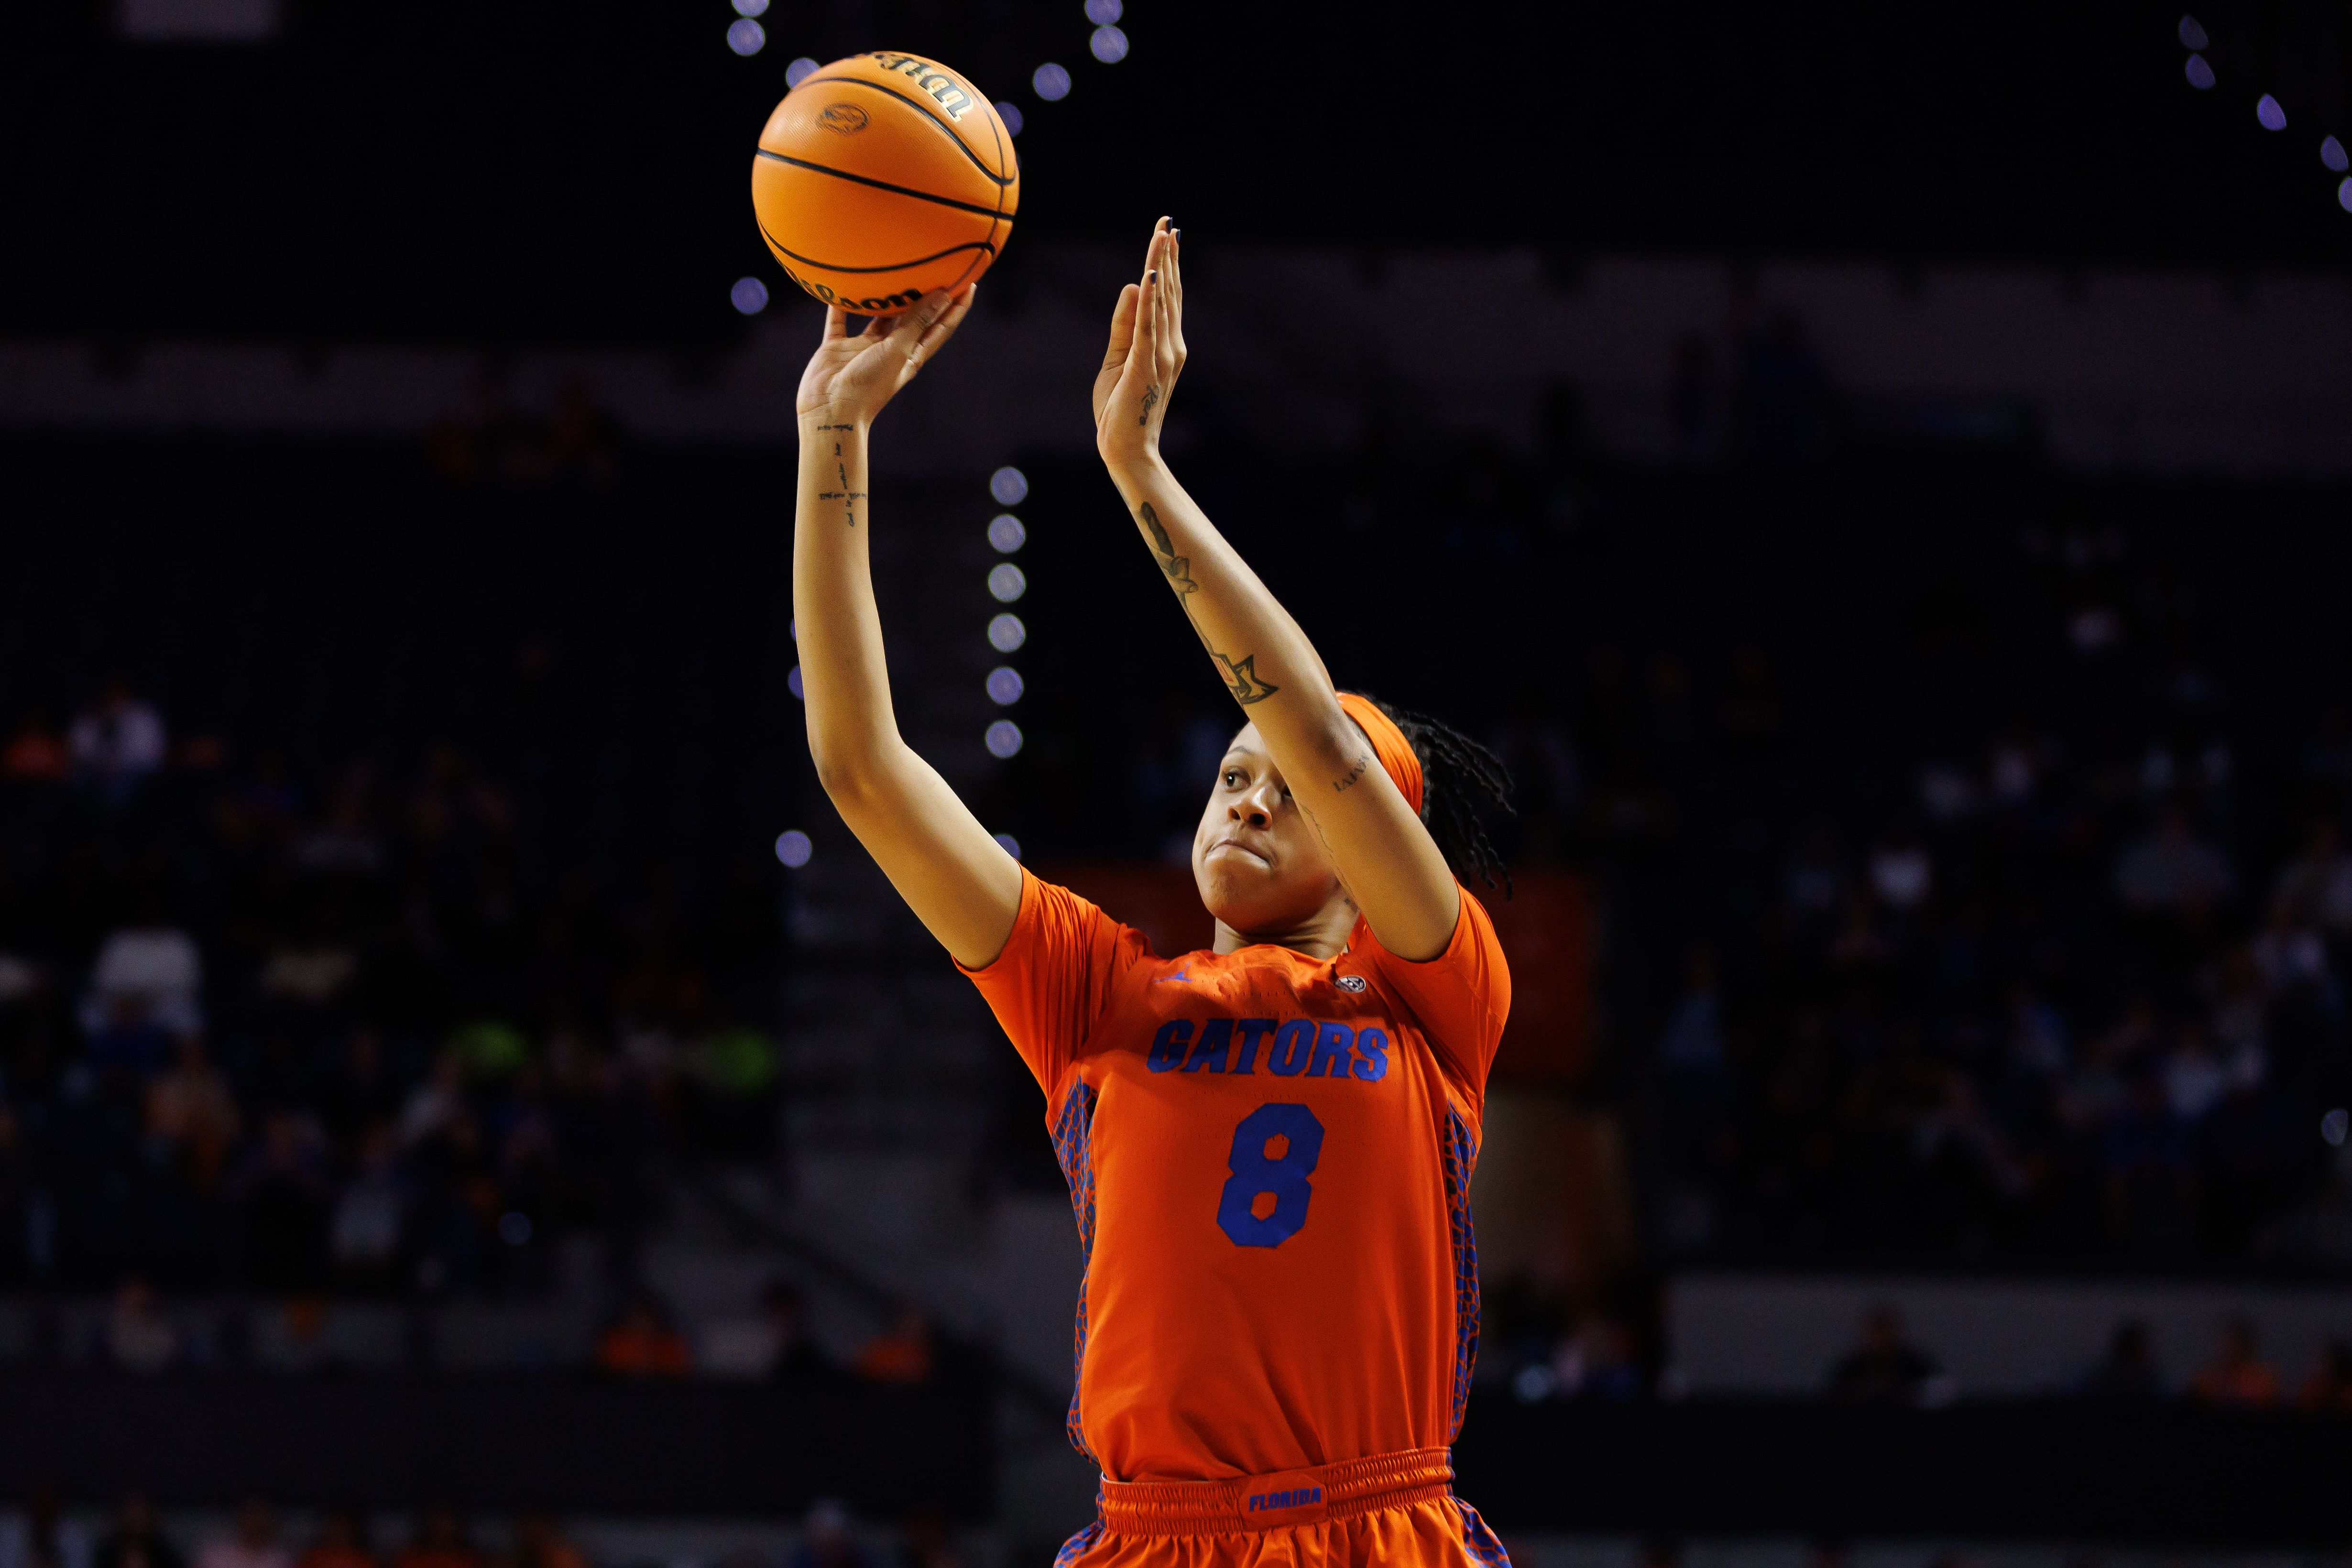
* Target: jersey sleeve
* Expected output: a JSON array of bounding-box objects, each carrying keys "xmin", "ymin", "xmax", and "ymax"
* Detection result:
[
  {"xmin": 1358, "ymin": 886, "xmax": 1512, "ymax": 1094},
  {"xmin": 956, "ymin": 869, "xmax": 1138, "ymax": 1097}
]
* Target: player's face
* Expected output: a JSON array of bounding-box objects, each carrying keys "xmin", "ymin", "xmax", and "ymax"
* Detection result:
[{"xmin": 1192, "ymin": 723, "xmax": 1346, "ymax": 937}]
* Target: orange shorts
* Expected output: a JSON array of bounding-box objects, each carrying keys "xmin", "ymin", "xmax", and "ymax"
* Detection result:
[{"xmin": 1053, "ymin": 1449, "xmax": 1510, "ymax": 1568}]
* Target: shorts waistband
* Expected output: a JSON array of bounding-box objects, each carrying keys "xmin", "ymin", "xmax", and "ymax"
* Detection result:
[{"xmin": 1096, "ymin": 1448, "xmax": 1454, "ymax": 1535}]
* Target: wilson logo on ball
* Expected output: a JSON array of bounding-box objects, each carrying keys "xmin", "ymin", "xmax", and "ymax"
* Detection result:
[
  {"xmin": 776, "ymin": 263, "xmax": 927, "ymax": 316},
  {"xmin": 816, "ymin": 104, "xmax": 870, "ymax": 133},
  {"xmin": 866, "ymin": 52, "xmax": 974, "ymax": 120}
]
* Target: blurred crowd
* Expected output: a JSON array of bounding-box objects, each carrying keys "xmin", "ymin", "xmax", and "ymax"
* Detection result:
[
  {"xmin": 0, "ymin": 681, "xmax": 782, "ymax": 1303},
  {"xmin": 1816, "ymin": 1303, "xmax": 2352, "ymax": 1409},
  {"xmin": 1646, "ymin": 599, "xmax": 2352, "ymax": 1261},
  {"xmin": 1474, "ymin": 1293, "xmax": 2352, "ymax": 1410},
  {"xmin": 0, "ymin": 1493, "xmax": 960, "ymax": 1568}
]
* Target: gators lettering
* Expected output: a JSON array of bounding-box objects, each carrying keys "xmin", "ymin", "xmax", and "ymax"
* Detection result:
[{"xmin": 1146, "ymin": 1017, "xmax": 1390, "ymax": 1083}]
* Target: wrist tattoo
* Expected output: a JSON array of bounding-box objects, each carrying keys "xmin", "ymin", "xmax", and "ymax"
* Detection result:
[
  {"xmin": 816, "ymin": 460, "xmax": 867, "ymax": 525},
  {"xmin": 1333, "ymin": 753, "xmax": 1370, "ymax": 792},
  {"xmin": 1138, "ymin": 385, "xmax": 1160, "ymax": 426}
]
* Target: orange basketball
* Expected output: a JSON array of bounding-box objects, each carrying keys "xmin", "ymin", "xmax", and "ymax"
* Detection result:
[{"xmin": 750, "ymin": 51, "xmax": 1019, "ymax": 316}]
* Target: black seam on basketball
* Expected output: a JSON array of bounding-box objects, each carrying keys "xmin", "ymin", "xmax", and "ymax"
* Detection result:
[
  {"xmin": 754, "ymin": 148, "xmax": 1003, "ymax": 218},
  {"xmin": 983, "ymin": 98, "xmax": 1017, "ymax": 216},
  {"xmin": 985, "ymin": 102, "xmax": 1015, "ymax": 229},
  {"xmin": 795, "ymin": 73, "xmax": 1014, "ymax": 186},
  {"xmin": 971, "ymin": 101, "xmax": 1009, "ymax": 294},
  {"xmin": 758, "ymin": 223, "xmax": 996, "ymax": 274},
  {"xmin": 944, "ymin": 237, "xmax": 990, "ymax": 294}
]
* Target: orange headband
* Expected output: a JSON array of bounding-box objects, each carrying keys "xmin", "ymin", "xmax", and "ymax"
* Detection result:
[{"xmin": 1336, "ymin": 692, "xmax": 1423, "ymax": 816}]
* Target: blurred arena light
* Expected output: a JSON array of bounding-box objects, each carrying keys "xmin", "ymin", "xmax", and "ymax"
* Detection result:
[
  {"xmin": 2340, "ymin": 176, "xmax": 2352, "ymax": 211},
  {"xmin": 774, "ymin": 829, "xmax": 813, "ymax": 868},
  {"xmin": 985, "ymin": 720, "xmax": 1025, "ymax": 759},
  {"xmin": 786, "ymin": 56, "xmax": 819, "ymax": 86},
  {"xmin": 1086, "ymin": 0, "xmax": 1123, "ymax": 22},
  {"xmin": 1033, "ymin": 63, "xmax": 1072, "ymax": 100},
  {"xmin": 987, "ymin": 514, "xmax": 1027, "ymax": 552},
  {"xmin": 986, "ymin": 667, "xmax": 1026, "ymax": 705},
  {"xmin": 996, "ymin": 101, "xmax": 1025, "ymax": 135},
  {"xmin": 2177, "ymin": 14, "xmax": 2207, "ymax": 50},
  {"xmin": 989, "ymin": 466, "xmax": 1028, "ymax": 504},
  {"xmin": 730, "ymin": 277, "xmax": 770, "ymax": 315},
  {"xmin": 2324, "ymin": 136, "xmax": 2349, "ymax": 172},
  {"xmin": 993, "ymin": 833, "xmax": 1022, "ymax": 859},
  {"xmin": 498, "ymin": 1212, "xmax": 533, "ymax": 1245},
  {"xmin": 2324, "ymin": 1107, "xmax": 2350, "ymax": 1146},
  {"xmin": 988, "ymin": 563, "xmax": 1028, "ymax": 603},
  {"xmin": 788, "ymin": 665, "xmax": 805, "ymax": 698},
  {"xmin": 1090, "ymin": 26, "xmax": 1129, "ymax": 64},
  {"xmin": 2256, "ymin": 94, "xmax": 2286, "ymax": 131},
  {"xmin": 728, "ymin": 19, "xmax": 765, "ymax": 55},
  {"xmin": 2185, "ymin": 53, "xmax": 2215, "ymax": 89},
  {"xmin": 988, "ymin": 613, "xmax": 1027, "ymax": 652},
  {"xmin": 733, "ymin": 0, "xmax": 767, "ymax": 13}
]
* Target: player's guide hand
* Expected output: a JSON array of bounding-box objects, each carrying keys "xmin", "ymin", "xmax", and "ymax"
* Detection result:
[
  {"xmin": 1094, "ymin": 217, "xmax": 1184, "ymax": 475},
  {"xmin": 796, "ymin": 285, "xmax": 975, "ymax": 428}
]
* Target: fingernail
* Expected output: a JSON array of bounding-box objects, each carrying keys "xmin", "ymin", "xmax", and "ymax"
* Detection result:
[
  {"xmin": 1172, "ymin": 229, "xmax": 1181, "ymax": 243},
  {"xmin": 1148, "ymin": 269, "xmax": 1158, "ymax": 282}
]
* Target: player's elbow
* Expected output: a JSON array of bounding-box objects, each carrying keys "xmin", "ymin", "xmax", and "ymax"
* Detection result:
[
  {"xmin": 810, "ymin": 731, "xmax": 916, "ymax": 820},
  {"xmin": 811, "ymin": 749, "xmax": 883, "ymax": 808}
]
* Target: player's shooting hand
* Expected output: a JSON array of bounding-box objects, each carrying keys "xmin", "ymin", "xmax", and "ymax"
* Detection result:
[
  {"xmin": 797, "ymin": 285, "xmax": 975, "ymax": 427},
  {"xmin": 1093, "ymin": 219, "xmax": 1183, "ymax": 475}
]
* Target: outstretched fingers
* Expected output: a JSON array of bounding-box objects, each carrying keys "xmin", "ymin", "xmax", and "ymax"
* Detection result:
[
  {"xmin": 823, "ymin": 305, "xmax": 854, "ymax": 341},
  {"xmin": 874, "ymin": 289, "xmax": 950, "ymax": 366},
  {"xmin": 1102, "ymin": 283, "xmax": 1141, "ymax": 373},
  {"xmin": 883, "ymin": 291, "xmax": 946, "ymax": 350},
  {"xmin": 1133, "ymin": 261, "xmax": 1161, "ymax": 372},
  {"xmin": 916, "ymin": 285, "xmax": 976, "ymax": 355},
  {"xmin": 1167, "ymin": 230, "xmax": 1186, "ymax": 362}
]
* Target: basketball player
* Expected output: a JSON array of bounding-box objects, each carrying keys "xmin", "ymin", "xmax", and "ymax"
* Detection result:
[{"xmin": 791, "ymin": 218, "xmax": 1515, "ymax": 1567}]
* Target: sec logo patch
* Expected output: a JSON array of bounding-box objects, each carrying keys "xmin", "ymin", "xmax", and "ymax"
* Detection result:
[{"xmin": 1336, "ymin": 975, "xmax": 1367, "ymax": 992}]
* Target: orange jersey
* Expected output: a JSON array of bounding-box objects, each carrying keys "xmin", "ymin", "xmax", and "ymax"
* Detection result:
[{"xmin": 963, "ymin": 870, "xmax": 1510, "ymax": 1482}]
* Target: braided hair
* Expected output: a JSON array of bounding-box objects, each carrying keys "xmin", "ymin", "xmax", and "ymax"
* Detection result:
[{"xmin": 1360, "ymin": 695, "xmax": 1516, "ymax": 895}]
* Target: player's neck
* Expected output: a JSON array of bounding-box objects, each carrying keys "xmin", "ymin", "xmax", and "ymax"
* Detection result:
[{"xmin": 1210, "ymin": 895, "xmax": 1357, "ymax": 961}]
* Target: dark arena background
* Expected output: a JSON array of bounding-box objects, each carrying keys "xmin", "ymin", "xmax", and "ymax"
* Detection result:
[{"xmin": 5, "ymin": 2, "xmax": 2352, "ymax": 1566}]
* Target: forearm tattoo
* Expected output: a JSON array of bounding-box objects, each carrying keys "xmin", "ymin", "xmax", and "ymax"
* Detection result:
[
  {"xmin": 1137, "ymin": 501, "xmax": 1280, "ymax": 707},
  {"xmin": 1138, "ymin": 502, "xmax": 1198, "ymax": 596},
  {"xmin": 1208, "ymin": 650, "xmax": 1280, "ymax": 706},
  {"xmin": 1333, "ymin": 753, "xmax": 1371, "ymax": 792}
]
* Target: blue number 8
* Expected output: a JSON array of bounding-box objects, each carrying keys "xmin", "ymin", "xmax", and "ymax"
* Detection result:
[{"xmin": 1216, "ymin": 1103, "xmax": 1324, "ymax": 1248}]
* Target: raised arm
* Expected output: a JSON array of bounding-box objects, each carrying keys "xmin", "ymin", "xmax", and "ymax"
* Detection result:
[
  {"xmin": 794, "ymin": 288, "xmax": 1023, "ymax": 969},
  {"xmin": 1091, "ymin": 222, "xmax": 1461, "ymax": 960}
]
